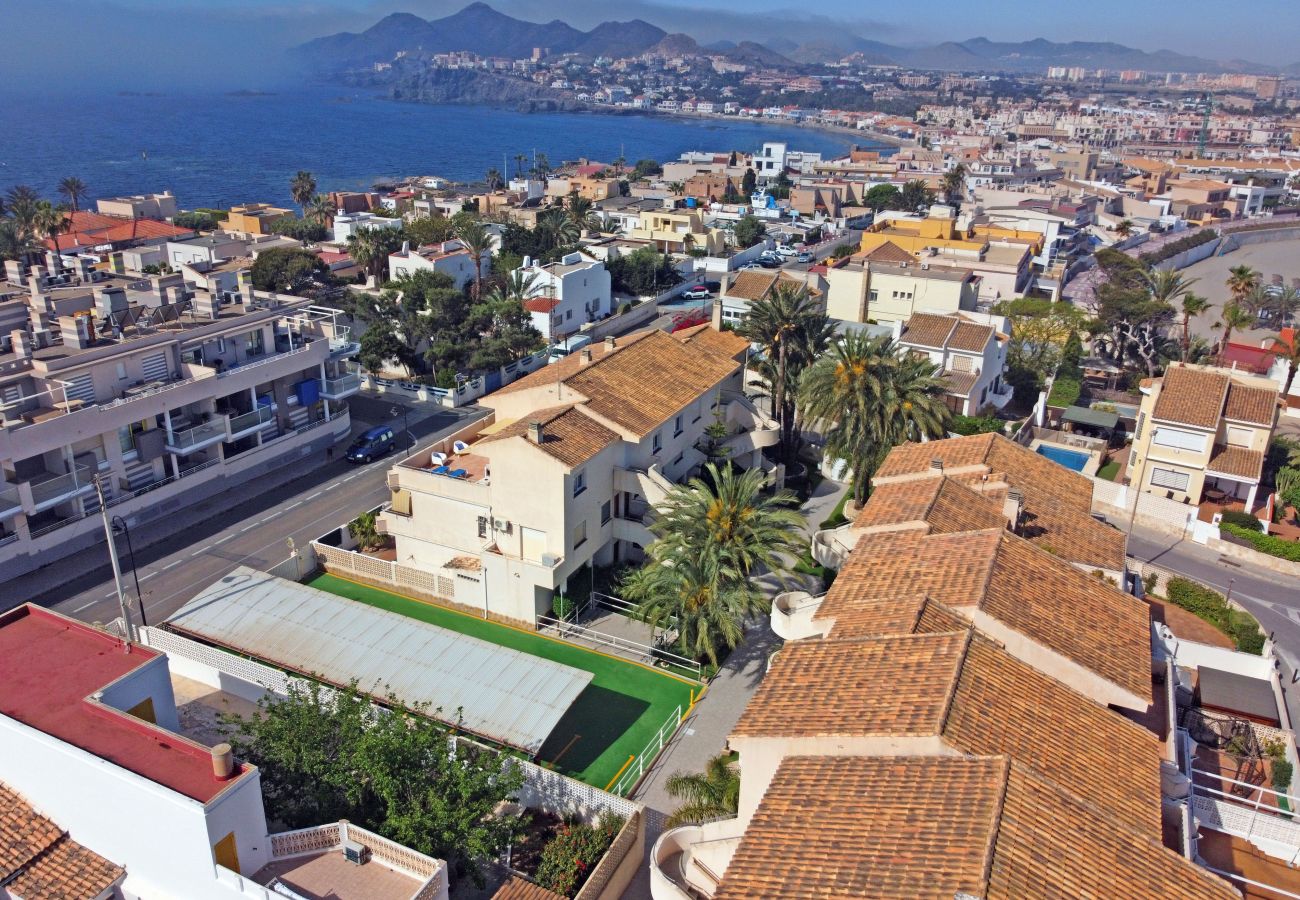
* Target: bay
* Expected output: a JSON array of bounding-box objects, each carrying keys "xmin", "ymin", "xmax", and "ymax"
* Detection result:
[{"xmin": 0, "ymin": 86, "xmax": 876, "ymax": 210}]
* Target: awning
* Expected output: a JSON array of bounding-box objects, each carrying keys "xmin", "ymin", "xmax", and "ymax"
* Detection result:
[
  {"xmin": 166, "ymin": 567, "xmax": 593, "ymax": 754},
  {"xmin": 1062, "ymin": 406, "xmax": 1119, "ymax": 430},
  {"xmin": 1198, "ymin": 667, "xmax": 1279, "ymax": 725}
]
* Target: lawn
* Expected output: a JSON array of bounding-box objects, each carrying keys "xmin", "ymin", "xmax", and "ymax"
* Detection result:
[
  {"xmin": 307, "ymin": 573, "xmax": 698, "ymax": 791},
  {"xmin": 1097, "ymin": 458, "xmax": 1120, "ymax": 481}
]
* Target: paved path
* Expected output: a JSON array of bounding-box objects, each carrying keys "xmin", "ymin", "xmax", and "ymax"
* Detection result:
[{"xmin": 619, "ymin": 476, "xmax": 847, "ymax": 900}]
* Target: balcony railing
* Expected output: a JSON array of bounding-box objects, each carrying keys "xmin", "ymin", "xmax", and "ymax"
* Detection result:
[
  {"xmin": 0, "ymin": 482, "xmax": 21, "ymax": 512},
  {"xmin": 321, "ymin": 372, "xmax": 361, "ymax": 398},
  {"xmin": 168, "ymin": 417, "xmax": 228, "ymax": 452},
  {"xmin": 228, "ymin": 406, "xmax": 273, "ymax": 437},
  {"xmin": 28, "ymin": 464, "xmax": 93, "ymax": 507}
]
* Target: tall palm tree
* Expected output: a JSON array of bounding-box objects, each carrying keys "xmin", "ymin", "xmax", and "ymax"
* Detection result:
[
  {"xmin": 1268, "ymin": 332, "xmax": 1300, "ymax": 401},
  {"xmin": 57, "ymin": 177, "xmax": 89, "ymax": 214},
  {"xmin": 1270, "ymin": 286, "xmax": 1300, "ymax": 326},
  {"xmin": 32, "ymin": 201, "xmax": 68, "ymax": 257},
  {"xmin": 307, "ymin": 194, "xmax": 334, "ymax": 227},
  {"xmin": 483, "ymin": 168, "xmax": 504, "ymax": 191},
  {"xmin": 1240, "ymin": 284, "xmax": 1272, "ymax": 320},
  {"xmin": 488, "ymin": 268, "xmax": 540, "ymax": 306},
  {"xmin": 536, "ymin": 207, "xmax": 579, "ymax": 251},
  {"xmin": 290, "ymin": 171, "xmax": 317, "ymax": 216},
  {"xmin": 800, "ymin": 333, "xmax": 950, "ymax": 507},
  {"xmin": 564, "ymin": 191, "xmax": 602, "ymax": 233},
  {"xmin": 0, "ymin": 219, "xmax": 39, "ymax": 263},
  {"xmin": 1147, "ymin": 269, "xmax": 1197, "ymax": 306},
  {"xmin": 1178, "ymin": 293, "xmax": 1210, "ymax": 360},
  {"xmin": 5, "ymin": 185, "xmax": 41, "ymax": 239},
  {"xmin": 941, "ymin": 162, "xmax": 967, "ymax": 206},
  {"xmin": 665, "ymin": 753, "xmax": 740, "ymax": 827},
  {"xmin": 621, "ymin": 555, "xmax": 756, "ymax": 667},
  {"xmin": 1215, "ymin": 301, "xmax": 1254, "ymax": 360},
  {"xmin": 454, "ymin": 219, "xmax": 492, "ymax": 298},
  {"xmin": 1226, "ymin": 264, "xmax": 1260, "ymax": 305},
  {"xmin": 513, "ymin": 153, "xmax": 527, "ymax": 179},
  {"xmin": 740, "ymin": 282, "xmax": 834, "ymax": 464}
]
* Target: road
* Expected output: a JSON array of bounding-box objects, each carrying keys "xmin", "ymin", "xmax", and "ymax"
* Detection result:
[{"xmin": 1, "ymin": 393, "xmax": 488, "ymax": 628}]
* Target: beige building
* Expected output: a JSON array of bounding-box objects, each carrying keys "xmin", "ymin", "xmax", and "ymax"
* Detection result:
[
  {"xmin": 626, "ymin": 209, "xmax": 726, "ymax": 255},
  {"xmin": 896, "ymin": 312, "xmax": 1012, "ymax": 415},
  {"xmin": 96, "ymin": 192, "xmax": 179, "ymax": 221},
  {"xmin": 824, "ymin": 242, "xmax": 979, "ymax": 325},
  {"xmin": 1127, "ymin": 364, "xmax": 1279, "ymax": 511},
  {"xmin": 222, "ymin": 203, "xmax": 295, "ymax": 237},
  {"xmin": 379, "ymin": 326, "xmax": 776, "ymax": 625}
]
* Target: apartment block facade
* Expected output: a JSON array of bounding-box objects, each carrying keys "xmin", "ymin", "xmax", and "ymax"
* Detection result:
[
  {"xmin": 896, "ymin": 311, "xmax": 1012, "ymax": 415},
  {"xmin": 517, "ymin": 252, "xmax": 613, "ymax": 342}
]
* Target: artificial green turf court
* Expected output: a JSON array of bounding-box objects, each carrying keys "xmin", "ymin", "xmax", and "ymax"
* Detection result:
[{"xmin": 307, "ymin": 573, "xmax": 698, "ymax": 790}]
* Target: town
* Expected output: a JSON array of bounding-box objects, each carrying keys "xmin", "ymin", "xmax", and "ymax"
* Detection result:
[{"xmin": 3, "ymin": 6, "xmax": 1300, "ymax": 899}]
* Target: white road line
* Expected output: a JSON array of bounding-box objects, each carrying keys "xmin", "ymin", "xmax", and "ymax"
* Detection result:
[
  {"xmin": 263, "ymin": 511, "xmax": 281, "ymax": 521},
  {"xmin": 306, "ymin": 492, "xmax": 322, "ymax": 500},
  {"xmin": 190, "ymin": 549, "xmax": 205, "ymax": 557},
  {"xmin": 75, "ymin": 600, "xmax": 99, "ymax": 612},
  {"xmin": 161, "ymin": 560, "xmax": 180, "ymax": 571},
  {"xmin": 239, "ymin": 524, "xmax": 257, "ymax": 533},
  {"xmin": 139, "ymin": 571, "xmax": 157, "ymax": 581},
  {"xmin": 213, "ymin": 535, "xmax": 234, "ymax": 545},
  {"xmin": 284, "ymin": 501, "xmax": 302, "ymax": 510}
]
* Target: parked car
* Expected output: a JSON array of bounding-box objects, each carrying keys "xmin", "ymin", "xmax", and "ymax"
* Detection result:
[
  {"xmin": 756, "ymin": 257, "xmax": 781, "ymax": 268},
  {"xmin": 739, "ymin": 262, "xmax": 764, "ymax": 270},
  {"xmin": 682, "ymin": 285, "xmax": 712, "ymax": 300},
  {"xmin": 775, "ymin": 245, "xmax": 798, "ymax": 258},
  {"xmin": 797, "ymin": 251, "xmax": 814, "ymax": 263},
  {"xmin": 547, "ymin": 333, "xmax": 593, "ymax": 363},
  {"xmin": 345, "ymin": 426, "xmax": 396, "ymax": 464}
]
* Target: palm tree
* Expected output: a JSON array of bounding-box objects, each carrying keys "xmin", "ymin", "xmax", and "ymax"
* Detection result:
[
  {"xmin": 346, "ymin": 226, "xmax": 404, "ymax": 285},
  {"xmin": 307, "ymin": 194, "xmax": 334, "ymax": 227},
  {"xmin": 1147, "ymin": 269, "xmax": 1197, "ymax": 306},
  {"xmin": 1114, "ymin": 219, "xmax": 1135, "ymax": 240},
  {"xmin": 1270, "ymin": 286, "xmax": 1300, "ymax": 326},
  {"xmin": 1268, "ymin": 332, "xmax": 1300, "ymax": 401},
  {"xmin": 5, "ymin": 186, "xmax": 41, "ymax": 238},
  {"xmin": 564, "ymin": 191, "xmax": 602, "ymax": 233},
  {"xmin": 536, "ymin": 207, "xmax": 579, "ymax": 251},
  {"xmin": 32, "ymin": 202, "xmax": 68, "ymax": 257},
  {"xmin": 665, "ymin": 754, "xmax": 740, "ymax": 827},
  {"xmin": 1241, "ymin": 284, "xmax": 1272, "ymax": 321},
  {"xmin": 290, "ymin": 171, "xmax": 317, "ymax": 217},
  {"xmin": 57, "ymin": 177, "xmax": 89, "ymax": 214},
  {"xmin": 739, "ymin": 282, "xmax": 834, "ymax": 464},
  {"xmin": 1178, "ymin": 293, "xmax": 1210, "ymax": 360},
  {"xmin": 800, "ymin": 334, "xmax": 950, "ymax": 507},
  {"xmin": 941, "ymin": 163, "xmax": 967, "ymax": 206},
  {"xmin": 1226, "ymin": 264, "xmax": 1260, "ymax": 305},
  {"xmin": 1215, "ymin": 301, "xmax": 1254, "ymax": 360},
  {"xmin": 488, "ymin": 268, "xmax": 540, "ymax": 306},
  {"xmin": 0, "ymin": 219, "xmax": 39, "ymax": 263},
  {"xmin": 454, "ymin": 219, "xmax": 492, "ymax": 299},
  {"xmin": 621, "ymin": 555, "xmax": 756, "ymax": 667},
  {"xmin": 484, "ymin": 168, "xmax": 505, "ymax": 191}
]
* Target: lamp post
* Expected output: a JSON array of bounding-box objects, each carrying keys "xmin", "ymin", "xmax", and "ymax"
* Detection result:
[
  {"xmin": 93, "ymin": 476, "xmax": 134, "ymax": 645},
  {"xmin": 391, "ymin": 404, "xmax": 411, "ymax": 449},
  {"xmin": 111, "ymin": 515, "xmax": 147, "ymax": 628}
]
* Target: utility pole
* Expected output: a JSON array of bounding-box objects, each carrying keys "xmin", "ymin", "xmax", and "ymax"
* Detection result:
[{"xmin": 94, "ymin": 476, "xmax": 134, "ymax": 646}]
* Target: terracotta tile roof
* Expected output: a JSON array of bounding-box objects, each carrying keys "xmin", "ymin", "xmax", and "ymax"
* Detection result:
[
  {"xmin": 941, "ymin": 369, "xmax": 980, "ymax": 397},
  {"xmin": 716, "ymin": 755, "xmax": 1235, "ymax": 900},
  {"xmin": 731, "ymin": 632, "xmax": 967, "ymax": 739},
  {"xmin": 671, "ymin": 323, "xmax": 750, "ymax": 359},
  {"xmin": 723, "ymin": 270, "xmax": 820, "ymax": 302},
  {"xmin": 817, "ymin": 594, "xmax": 933, "ymax": 638},
  {"xmin": 523, "ymin": 297, "xmax": 560, "ymax": 313},
  {"xmin": 1152, "ymin": 366, "xmax": 1231, "ymax": 429},
  {"xmin": 875, "ymin": 434, "xmax": 1126, "ymax": 570},
  {"xmin": 949, "ymin": 319, "xmax": 995, "ymax": 352},
  {"xmin": 900, "ymin": 312, "xmax": 959, "ymax": 348},
  {"xmin": 477, "ymin": 405, "xmax": 618, "ymax": 468},
  {"xmin": 1224, "ymin": 381, "xmax": 1277, "ymax": 426},
  {"xmin": 851, "ymin": 476, "xmax": 1007, "ymax": 534},
  {"xmin": 1207, "ymin": 444, "xmax": 1265, "ymax": 481},
  {"xmin": 0, "ymin": 783, "xmax": 123, "ymax": 900},
  {"xmin": 492, "ymin": 331, "xmax": 654, "ymax": 395},
  {"xmin": 493, "ymin": 876, "xmax": 566, "ymax": 900},
  {"xmin": 864, "ymin": 240, "xmax": 915, "ymax": 263}
]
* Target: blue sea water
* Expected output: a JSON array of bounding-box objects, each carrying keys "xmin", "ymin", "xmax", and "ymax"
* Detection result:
[{"xmin": 0, "ymin": 86, "xmax": 875, "ymax": 210}]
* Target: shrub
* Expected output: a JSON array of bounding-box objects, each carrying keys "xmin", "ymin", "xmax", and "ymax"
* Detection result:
[
  {"xmin": 535, "ymin": 815, "xmax": 625, "ymax": 897},
  {"xmin": 1221, "ymin": 523, "xmax": 1300, "ymax": 563},
  {"xmin": 1165, "ymin": 576, "xmax": 1265, "ymax": 654},
  {"xmin": 1142, "ymin": 571, "xmax": 1159, "ymax": 596},
  {"xmin": 950, "ymin": 414, "xmax": 1005, "ymax": 436},
  {"xmin": 553, "ymin": 594, "xmax": 574, "ymax": 621},
  {"xmin": 1275, "ymin": 759, "xmax": 1294, "ymax": 792},
  {"xmin": 1220, "ymin": 509, "xmax": 1263, "ymax": 532},
  {"xmin": 1136, "ymin": 228, "xmax": 1218, "ymax": 266}
]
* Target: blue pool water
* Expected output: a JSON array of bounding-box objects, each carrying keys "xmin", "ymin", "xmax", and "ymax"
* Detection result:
[{"xmin": 1036, "ymin": 444, "xmax": 1091, "ymax": 472}]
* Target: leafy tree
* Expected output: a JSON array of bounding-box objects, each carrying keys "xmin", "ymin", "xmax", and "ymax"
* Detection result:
[
  {"xmin": 290, "ymin": 170, "xmax": 317, "ymax": 216},
  {"xmin": 740, "ymin": 282, "xmax": 834, "ymax": 463},
  {"xmin": 741, "ymin": 168, "xmax": 756, "ymax": 196},
  {"xmin": 269, "ymin": 217, "xmax": 328, "ymax": 242},
  {"xmin": 990, "ymin": 297, "xmax": 1089, "ymax": 380},
  {"xmin": 607, "ymin": 246, "xmax": 681, "ymax": 296},
  {"xmin": 0, "ymin": 219, "xmax": 37, "ymax": 262},
  {"xmin": 405, "ymin": 214, "xmax": 457, "ymax": 246},
  {"xmin": 57, "ymin": 176, "xmax": 89, "ymax": 213},
  {"xmin": 864, "ymin": 183, "xmax": 900, "ymax": 212},
  {"xmin": 174, "ymin": 210, "xmax": 219, "ymax": 232},
  {"xmin": 470, "ymin": 270, "xmax": 544, "ymax": 370},
  {"xmin": 348, "ymin": 510, "xmax": 384, "ymax": 550},
  {"xmin": 564, "ymin": 191, "xmax": 602, "ymax": 233},
  {"xmin": 1094, "ymin": 288, "xmax": 1176, "ymax": 377},
  {"xmin": 733, "ymin": 214, "xmax": 766, "ymax": 248},
  {"xmin": 535, "ymin": 816, "xmax": 625, "ymax": 897},
  {"xmin": 665, "ymin": 753, "xmax": 740, "ymax": 827},
  {"xmin": 1267, "ymin": 331, "xmax": 1300, "ymax": 400},
  {"xmin": 1114, "ymin": 219, "xmax": 1135, "ymax": 239},
  {"xmin": 357, "ymin": 320, "xmax": 413, "ymax": 375},
  {"xmin": 223, "ymin": 679, "xmax": 523, "ymax": 888},
  {"xmin": 346, "ymin": 225, "xmax": 405, "ymax": 285},
  {"xmin": 799, "ymin": 332, "xmax": 950, "ymax": 506},
  {"xmin": 250, "ymin": 247, "xmax": 329, "ymax": 293},
  {"xmin": 632, "ymin": 158, "xmax": 662, "ymax": 179}
]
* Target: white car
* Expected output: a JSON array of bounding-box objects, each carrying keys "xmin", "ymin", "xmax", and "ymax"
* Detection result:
[
  {"xmin": 775, "ymin": 245, "xmax": 798, "ymax": 258},
  {"xmin": 682, "ymin": 285, "xmax": 711, "ymax": 300}
]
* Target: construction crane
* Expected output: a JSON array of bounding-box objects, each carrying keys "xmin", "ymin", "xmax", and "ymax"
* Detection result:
[{"xmin": 1197, "ymin": 92, "xmax": 1213, "ymax": 157}]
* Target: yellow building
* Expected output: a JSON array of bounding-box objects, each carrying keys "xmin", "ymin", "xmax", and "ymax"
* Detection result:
[
  {"xmin": 824, "ymin": 242, "xmax": 978, "ymax": 325},
  {"xmin": 627, "ymin": 209, "xmax": 726, "ymax": 254},
  {"xmin": 859, "ymin": 212, "xmax": 1043, "ymax": 260},
  {"xmin": 223, "ymin": 203, "xmax": 295, "ymax": 236}
]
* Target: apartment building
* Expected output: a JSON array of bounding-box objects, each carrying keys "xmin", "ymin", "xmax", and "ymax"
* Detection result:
[
  {"xmin": 896, "ymin": 312, "xmax": 1012, "ymax": 415},
  {"xmin": 387, "ymin": 238, "xmax": 489, "ymax": 292},
  {"xmin": 222, "ymin": 203, "xmax": 295, "ymax": 237},
  {"xmin": 379, "ymin": 326, "xmax": 774, "ymax": 624},
  {"xmin": 718, "ymin": 269, "xmax": 823, "ymax": 324},
  {"xmin": 0, "ymin": 269, "xmax": 360, "ymax": 576},
  {"xmin": 1127, "ymin": 363, "xmax": 1279, "ymax": 511},
  {"xmin": 514, "ymin": 252, "xmax": 613, "ymax": 342},
  {"xmin": 824, "ymin": 242, "xmax": 979, "ymax": 325},
  {"xmin": 97, "ymin": 191, "xmax": 179, "ymax": 220},
  {"xmin": 0, "ymin": 603, "xmax": 448, "ymax": 900},
  {"xmin": 626, "ymin": 209, "xmax": 727, "ymax": 255}
]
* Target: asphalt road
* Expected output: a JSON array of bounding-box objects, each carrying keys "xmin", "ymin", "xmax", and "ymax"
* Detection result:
[{"xmin": 2, "ymin": 393, "xmax": 488, "ymax": 628}]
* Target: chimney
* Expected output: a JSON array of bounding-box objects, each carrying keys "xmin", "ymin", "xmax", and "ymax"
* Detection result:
[
  {"xmin": 604, "ymin": 335, "xmax": 616, "ymax": 352},
  {"xmin": 400, "ymin": 240, "xmax": 410, "ymax": 255},
  {"xmin": 96, "ymin": 285, "xmax": 128, "ymax": 318},
  {"xmin": 59, "ymin": 314, "xmax": 96, "ymax": 350},
  {"xmin": 211, "ymin": 743, "xmax": 235, "ymax": 781},
  {"xmin": 528, "ymin": 421, "xmax": 545, "ymax": 444},
  {"xmin": 1003, "ymin": 489, "xmax": 1024, "ymax": 533},
  {"xmin": 929, "ymin": 457, "xmax": 944, "ymax": 473},
  {"xmin": 10, "ymin": 329, "xmax": 32, "ymax": 361},
  {"xmin": 579, "ymin": 347, "xmax": 593, "ymax": 365}
]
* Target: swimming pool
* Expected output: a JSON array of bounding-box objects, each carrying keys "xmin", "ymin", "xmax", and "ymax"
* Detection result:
[{"xmin": 1036, "ymin": 444, "xmax": 1091, "ymax": 472}]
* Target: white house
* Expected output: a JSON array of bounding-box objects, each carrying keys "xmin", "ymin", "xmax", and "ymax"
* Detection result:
[
  {"xmin": 517, "ymin": 253, "xmax": 613, "ymax": 342},
  {"xmin": 895, "ymin": 311, "xmax": 1013, "ymax": 415},
  {"xmin": 388, "ymin": 239, "xmax": 490, "ymax": 291},
  {"xmin": 332, "ymin": 210, "xmax": 403, "ymax": 242},
  {"xmin": 754, "ymin": 142, "xmax": 788, "ymax": 180}
]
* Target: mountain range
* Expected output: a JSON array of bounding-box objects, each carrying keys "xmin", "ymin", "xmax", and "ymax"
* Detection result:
[{"xmin": 295, "ymin": 3, "xmax": 1289, "ymax": 75}]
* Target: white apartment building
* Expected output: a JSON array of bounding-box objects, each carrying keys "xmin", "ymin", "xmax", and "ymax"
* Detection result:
[
  {"xmin": 517, "ymin": 253, "xmax": 613, "ymax": 342},
  {"xmin": 754, "ymin": 142, "xmax": 787, "ymax": 180},
  {"xmin": 824, "ymin": 243, "xmax": 980, "ymax": 326},
  {"xmin": 332, "ymin": 210, "xmax": 403, "ymax": 242},
  {"xmin": 0, "ymin": 267, "xmax": 360, "ymax": 577},
  {"xmin": 387, "ymin": 239, "xmax": 489, "ymax": 291},
  {"xmin": 895, "ymin": 311, "xmax": 1012, "ymax": 415},
  {"xmin": 379, "ymin": 326, "xmax": 777, "ymax": 624}
]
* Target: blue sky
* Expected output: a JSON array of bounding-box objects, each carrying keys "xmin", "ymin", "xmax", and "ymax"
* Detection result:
[{"xmin": 3, "ymin": 0, "xmax": 1296, "ymax": 91}]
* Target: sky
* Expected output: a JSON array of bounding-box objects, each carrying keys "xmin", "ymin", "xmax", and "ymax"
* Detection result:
[{"xmin": 2, "ymin": 0, "xmax": 1296, "ymax": 91}]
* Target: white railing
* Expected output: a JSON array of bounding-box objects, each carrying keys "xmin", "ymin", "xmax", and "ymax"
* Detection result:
[
  {"xmin": 228, "ymin": 406, "xmax": 273, "ymax": 436},
  {"xmin": 1191, "ymin": 772, "xmax": 1300, "ymax": 862},
  {"xmin": 218, "ymin": 343, "xmax": 313, "ymax": 378},
  {"xmin": 536, "ymin": 614, "xmax": 702, "ymax": 682},
  {"xmin": 28, "ymin": 464, "xmax": 93, "ymax": 506},
  {"xmin": 322, "ymin": 372, "xmax": 361, "ymax": 395},
  {"xmin": 611, "ymin": 704, "xmax": 685, "ymax": 797}
]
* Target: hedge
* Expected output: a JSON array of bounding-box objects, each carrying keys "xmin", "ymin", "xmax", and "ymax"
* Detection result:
[
  {"xmin": 1165, "ymin": 576, "xmax": 1265, "ymax": 655},
  {"xmin": 950, "ymin": 414, "xmax": 1005, "ymax": 436},
  {"xmin": 1219, "ymin": 509, "xmax": 1263, "ymax": 532},
  {"xmin": 1221, "ymin": 523, "xmax": 1300, "ymax": 563},
  {"xmin": 1136, "ymin": 228, "xmax": 1218, "ymax": 266},
  {"xmin": 536, "ymin": 815, "xmax": 625, "ymax": 897}
]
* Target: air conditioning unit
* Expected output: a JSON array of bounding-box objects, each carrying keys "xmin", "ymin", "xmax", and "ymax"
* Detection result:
[
  {"xmin": 541, "ymin": 553, "xmax": 559, "ymax": 567},
  {"xmin": 493, "ymin": 518, "xmax": 511, "ymax": 533},
  {"xmin": 342, "ymin": 840, "xmax": 370, "ymax": 865}
]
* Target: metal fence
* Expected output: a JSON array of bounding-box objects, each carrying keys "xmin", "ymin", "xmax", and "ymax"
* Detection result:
[
  {"xmin": 610, "ymin": 704, "xmax": 685, "ymax": 797},
  {"xmin": 536, "ymin": 614, "xmax": 702, "ymax": 682}
]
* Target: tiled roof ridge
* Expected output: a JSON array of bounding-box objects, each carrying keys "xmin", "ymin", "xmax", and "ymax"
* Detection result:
[
  {"xmin": 977, "ymin": 753, "xmax": 1015, "ymax": 900},
  {"xmin": 936, "ymin": 627, "xmax": 977, "ymax": 736}
]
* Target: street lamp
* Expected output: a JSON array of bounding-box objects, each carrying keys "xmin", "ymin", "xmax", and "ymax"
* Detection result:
[
  {"xmin": 391, "ymin": 404, "xmax": 411, "ymax": 449},
  {"xmin": 111, "ymin": 515, "xmax": 147, "ymax": 627}
]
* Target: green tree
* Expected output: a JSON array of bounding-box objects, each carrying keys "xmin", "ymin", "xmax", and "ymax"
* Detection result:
[
  {"xmin": 665, "ymin": 753, "xmax": 740, "ymax": 827},
  {"xmin": 307, "ymin": 194, "xmax": 335, "ymax": 227},
  {"xmin": 733, "ymin": 214, "xmax": 766, "ymax": 248},
  {"xmin": 290, "ymin": 171, "xmax": 317, "ymax": 216},
  {"xmin": 990, "ymin": 297, "xmax": 1088, "ymax": 378},
  {"xmin": 1226, "ymin": 264, "xmax": 1260, "ymax": 306},
  {"xmin": 454, "ymin": 219, "xmax": 493, "ymax": 299},
  {"xmin": 174, "ymin": 210, "xmax": 219, "ymax": 231},
  {"xmin": 1267, "ymin": 331, "xmax": 1300, "ymax": 400},
  {"xmin": 269, "ymin": 217, "xmax": 328, "ymax": 242},
  {"xmin": 740, "ymin": 282, "xmax": 834, "ymax": 463},
  {"xmin": 1178, "ymin": 293, "xmax": 1211, "ymax": 360},
  {"xmin": 405, "ymin": 214, "xmax": 457, "ymax": 246},
  {"xmin": 536, "ymin": 207, "xmax": 580, "ymax": 253},
  {"xmin": 622, "ymin": 555, "xmax": 754, "ymax": 667},
  {"xmin": 57, "ymin": 176, "xmax": 89, "ymax": 213},
  {"xmin": 897, "ymin": 179, "xmax": 935, "ymax": 212},
  {"xmin": 864, "ymin": 183, "xmax": 900, "ymax": 212},
  {"xmin": 471, "ymin": 270, "xmax": 544, "ymax": 370},
  {"xmin": 0, "ymin": 220, "xmax": 38, "ymax": 262},
  {"xmin": 250, "ymin": 247, "xmax": 329, "ymax": 293},
  {"xmin": 940, "ymin": 163, "xmax": 967, "ymax": 205},
  {"xmin": 348, "ymin": 510, "xmax": 384, "ymax": 550},
  {"xmin": 633, "ymin": 159, "xmax": 663, "ymax": 180},
  {"xmin": 799, "ymin": 332, "xmax": 951, "ymax": 507},
  {"xmin": 347, "ymin": 225, "xmax": 406, "ymax": 285},
  {"xmin": 484, "ymin": 168, "xmax": 505, "ymax": 191},
  {"xmin": 1215, "ymin": 301, "xmax": 1254, "ymax": 360},
  {"xmin": 357, "ymin": 320, "xmax": 413, "ymax": 375},
  {"xmin": 741, "ymin": 167, "xmax": 756, "ymax": 196},
  {"xmin": 32, "ymin": 201, "xmax": 68, "ymax": 254},
  {"xmin": 223, "ymin": 679, "xmax": 523, "ymax": 888},
  {"xmin": 1114, "ymin": 219, "xmax": 1135, "ymax": 239},
  {"xmin": 606, "ymin": 245, "xmax": 681, "ymax": 296},
  {"xmin": 564, "ymin": 190, "xmax": 602, "ymax": 233}
]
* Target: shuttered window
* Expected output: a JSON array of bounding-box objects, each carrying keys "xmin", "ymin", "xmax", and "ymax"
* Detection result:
[{"xmin": 390, "ymin": 489, "xmax": 412, "ymax": 517}]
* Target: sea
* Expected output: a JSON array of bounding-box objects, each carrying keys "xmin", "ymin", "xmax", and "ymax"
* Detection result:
[{"xmin": 0, "ymin": 86, "xmax": 883, "ymax": 210}]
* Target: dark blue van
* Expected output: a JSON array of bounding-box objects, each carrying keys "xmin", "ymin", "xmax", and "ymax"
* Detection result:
[{"xmin": 345, "ymin": 426, "xmax": 396, "ymax": 463}]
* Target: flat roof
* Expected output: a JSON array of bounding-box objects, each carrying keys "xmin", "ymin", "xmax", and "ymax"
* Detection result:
[
  {"xmin": 166, "ymin": 568, "xmax": 593, "ymax": 754},
  {"xmin": 1062, "ymin": 405, "xmax": 1119, "ymax": 429},
  {"xmin": 0, "ymin": 605, "xmax": 248, "ymax": 803},
  {"xmin": 1198, "ymin": 667, "xmax": 1279, "ymax": 723}
]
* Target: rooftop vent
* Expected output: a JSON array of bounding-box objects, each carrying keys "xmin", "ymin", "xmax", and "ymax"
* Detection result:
[
  {"xmin": 1003, "ymin": 488, "xmax": 1025, "ymax": 533},
  {"xmin": 211, "ymin": 743, "xmax": 234, "ymax": 781},
  {"xmin": 929, "ymin": 458, "xmax": 944, "ymax": 472},
  {"xmin": 579, "ymin": 347, "xmax": 593, "ymax": 365},
  {"xmin": 528, "ymin": 421, "xmax": 544, "ymax": 444}
]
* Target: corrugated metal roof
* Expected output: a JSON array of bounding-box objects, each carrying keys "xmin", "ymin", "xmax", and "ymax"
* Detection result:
[{"xmin": 165, "ymin": 567, "xmax": 592, "ymax": 754}]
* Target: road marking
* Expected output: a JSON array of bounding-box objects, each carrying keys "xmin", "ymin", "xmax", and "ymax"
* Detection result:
[
  {"xmin": 75, "ymin": 600, "xmax": 99, "ymax": 612},
  {"xmin": 139, "ymin": 571, "xmax": 157, "ymax": 581},
  {"xmin": 262, "ymin": 511, "xmax": 281, "ymax": 521},
  {"xmin": 284, "ymin": 501, "xmax": 302, "ymax": 510},
  {"xmin": 190, "ymin": 549, "xmax": 205, "ymax": 557},
  {"xmin": 161, "ymin": 560, "xmax": 180, "ymax": 571},
  {"xmin": 306, "ymin": 492, "xmax": 322, "ymax": 500},
  {"xmin": 213, "ymin": 535, "xmax": 233, "ymax": 545},
  {"xmin": 239, "ymin": 524, "xmax": 257, "ymax": 533}
]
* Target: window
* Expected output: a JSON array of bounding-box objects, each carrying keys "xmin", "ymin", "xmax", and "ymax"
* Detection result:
[
  {"xmin": 566, "ymin": 310, "xmax": 573, "ymax": 321},
  {"xmin": 115, "ymin": 362, "xmax": 128, "ymax": 380},
  {"xmin": 652, "ymin": 431, "xmax": 662, "ymax": 454},
  {"xmin": 951, "ymin": 355, "xmax": 973, "ymax": 373},
  {"xmin": 601, "ymin": 501, "xmax": 611, "ymax": 524},
  {"xmin": 1150, "ymin": 467, "xmax": 1191, "ymax": 492},
  {"xmin": 573, "ymin": 470, "xmax": 587, "ymax": 497},
  {"xmin": 868, "ymin": 289, "xmax": 879, "ymax": 303},
  {"xmin": 1152, "ymin": 427, "xmax": 1207, "ymax": 453},
  {"xmin": 478, "ymin": 516, "xmax": 489, "ymax": 539},
  {"xmin": 1226, "ymin": 426, "xmax": 1252, "ymax": 448},
  {"xmin": 674, "ymin": 415, "xmax": 683, "ymax": 437},
  {"xmin": 1134, "ymin": 413, "xmax": 1145, "ymax": 441},
  {"xmin": 572, "ymin": 520, "xmax": 587, "ymax": 550}
]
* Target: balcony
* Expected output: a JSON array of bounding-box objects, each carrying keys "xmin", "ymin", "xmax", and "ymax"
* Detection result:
[
  {"xmin": 166, "ymin": 417, "xmax": 229, "ymax": 455},
  {"xmin": 811, "ymin": 523, "xmax": 857, "ymax": 570},
  {"xmin": 0, "ymin": 483, "xmax": 22, "ymax": 520},
  {"xmin": 320, "ymin": 370, "xmax": 362, "ymax": 400},
  {"xmin": 771, "ymin": 590, "xmax": 827, "ymax": 641},
  {"xmin": 26, "ymin": 464, "xmax": 94, "ymax": 512},
  {"xmin": 227, "ymin": 406, "xmax": 274, "ymax": 441},
  {"xmin": 650, "ymin": 819, "xmax": 745, "ymax": 900}
]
